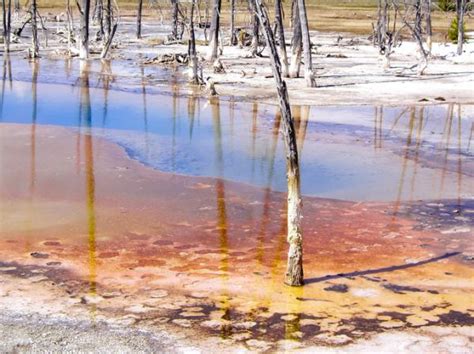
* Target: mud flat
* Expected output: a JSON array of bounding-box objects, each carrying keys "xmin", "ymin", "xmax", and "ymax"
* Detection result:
[{"xmin": 0, "ymin": 123, "xmax": 473, "ymax": 352}]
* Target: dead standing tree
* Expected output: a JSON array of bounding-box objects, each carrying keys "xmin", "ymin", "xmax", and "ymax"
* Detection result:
[
  {"xmin": 456, "ymin": 0, "xmax": 466, "ymax": 55},
  {"xmin": 30, "ymin": 0, "xmax": 39, "ymax": 57},
  {"xmin": 402, "ymin": 0, "xmax": 429, "ymax": 75},
  {"xmin": 2, "ymin": 0, "xmax": 12, "ymax": 52},
  {"xmin": 289, "ymin": 0, "xmax": 302, "ymax": 78},
  {"xmin": 207, "ymin": 0, "xmax": 221, "ymax": 61},
  {"xmin": 296, "ymin": 0, "xmax": 315, "ymax": 86},
  {"xmin": 78, "ymin": 0, "xmax": 91, "ymax": 58},
  {"xmin": 255, "ymin": 0, "xmax": 304, "ymax": 286},
  {"xmin": 137, "ymin": 0, "xmax": 143, "ymax": 39},
  {"xmin": 274, "ymin": 0, "xmax": 289, "ymax": 77}
]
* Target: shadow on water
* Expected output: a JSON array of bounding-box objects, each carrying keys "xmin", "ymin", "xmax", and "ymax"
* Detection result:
[{"xmin": 304, "ymin": 252, "xmax": 461, "ymax": 284}]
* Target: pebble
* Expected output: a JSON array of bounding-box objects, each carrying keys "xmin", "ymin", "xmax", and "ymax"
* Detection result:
[
  {"xmin": 380, "ymin": 320, "xmax": 405, "ymax": 328},
  {"xmin": 314, "ymin": 333, "xmax": 353, "ymax": 345},
  {"xmin": 233, "ymin": 321, "xmax": 257, "ymax": 330},
  {"xmin": 245, "ymin": 339, "xmax": 272, "ymax": 351},
  {"xmin": 172, "ymin": 319, "xmax": 192, "ymax": 328}
]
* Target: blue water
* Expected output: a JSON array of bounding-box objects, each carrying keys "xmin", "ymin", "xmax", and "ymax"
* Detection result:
[{"xmin": 0, "ymin": 59, "xmax": 472, "ymax": 201}]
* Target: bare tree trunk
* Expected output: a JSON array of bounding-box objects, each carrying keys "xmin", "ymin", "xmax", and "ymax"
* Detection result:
[
  {"xmin": 31, "ymin": 0, "xmax": 39, "ymax": 57},
  {"xmin": 289, "ymin": 0, "xmax": 302, "ymax": 78},
  {"xmin": 413, "ymin": 0, "xmax": 428, "ymax": 75},
  {"xmin": 230, "ymin": 0, "xmax": 236, "ymax": 45},
  {"xmin": 275, "ymin": 0, "xmax": 289, "ymax": 77},
  {"xmin": 189, "ymin": 0, "xmax": 199, "ymax": 83},
  {"xmin": 95, "ymin": 0, "xmax": 104, "ymax": 39},
  {"xmin": 80, "ymin": 0, "xmax": 91, "ymax": 59},
  {"xmin": 207, "ymin": 0, "xmax": 221, "ymax": 60},
  {"xmin": 171, "ymin": 0, "xmax": 179, "ymax": 40},
  {"xmin": 457, "ymin": 0, "xmax": 465, "ymax": 55},
  {"xmin": 255, "ymin": 0, "xmax": 304, "ymax": 286},
  {"xmin": 249, "ymin": 0, "xmax": 259, "ymax": 56},
  {"xmin": 137, "ymin": 0, "xmax": 143, "ymax": 38},
  {"xmin": 424, "ymin": 0, "xmax": 432, "ymax": 53},
  {"xmin": 296, "ymin": 0, "xmax": 315, "ymax": 86},
  {"xmin": 105, "ymin": 0, "xmax": 111, "ymax": 39},
  {"xmin": 2, "ymin": 0, "xmax": 11, "ymax": 52},
  {"xmin": 13, "ymin": 0, "xmax": 18, "ymax": 11}
]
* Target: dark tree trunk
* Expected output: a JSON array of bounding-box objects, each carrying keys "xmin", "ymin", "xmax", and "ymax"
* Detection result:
[
  {"xmin": 255, "ymin": 0, "xmax": 304, "ymax": 286},
  {"xmin": 31, "ymin": 0, "xmax": 39, "ymax": 57},
  {"xmin": 275, "ymin": 0, "xmax": 289, "ymax": 77},
  {"xmin": 2, "ymin": 0, "xmax": 11, "ymax": 52},
  {"xmin": 95, "ymin": 0, "xmax": 104, "ymax": 39},
  {"xmin": 289, "ymin": 0, "xmax": 302, "ymax": 78},
  {"xmin": 137, "ymin": 0, "xmax": 143, "ymax": 39},
  {"xmin": 207, "ymin": 0, "xmax": 221, "ymax": 60},
  {"xmin": 457, "ymin": 0, "xmax": 465, "ymax": 55},
  {"xmin": 80, "ymin": 0, "xmax": 91, "ymax": 58},
  {"xmin": 105, "ymin": 0, "xmax": 111, "ymax": 39}
]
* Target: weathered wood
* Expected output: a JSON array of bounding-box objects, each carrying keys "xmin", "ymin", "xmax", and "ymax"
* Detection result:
[
  {"xmin": 2, "ymin": 0, "xmax": 11, "ymax": 52},
  {"xmin": 171, "ymin": 0, "xmax": 179, "ymax": 40},
  {"xmin": 137, "ymin": 0, "xmax": 143, "ymax": 39},
  {"xmin": 31, "ymin": 0, "xmax": 39, "ymax": 57},
  {"xmin": 100, "ymin": 22, "xmax": 117, "ymax": 58},
  {"xmin": 296, "ymin": 0, "xmax": 315, "ymax": 86},
  {"xmin": 424, "ymin": 0, "xmax": 432, "ymax": 52},
  {"xmin": 289, "ymin": 0, "xmax": 302, "ymax": 78},
  {"xmin": 189, "ymin": 0, "xmax": 199, "ymax": 83},
  {"xmin": 255, "ymin": 0, "xmax": 304, "ymax": 287},
  {"xmin": 274, "ymin": 0, "xmax": 289, "ymax": 77},
  {"xmin": 80, "ymin": 0, "xmax": 91, "ymax": 58},
  {"xmin": 229, "ymin": 0, "xmax": 236, "ymax": 45},
  {"xmin": 249, "ymin": 0, "xmax": 259, "ymax": 57},
  {"xmin": 206, "ymin": 0, "xmax": 221, "ymax": 60},
  {"xmin": 456, "ymin": 0, "xmax": 465, "ymax": 55}
]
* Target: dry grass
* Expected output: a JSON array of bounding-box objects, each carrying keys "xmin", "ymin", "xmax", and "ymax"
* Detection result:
[{"xmin": 32, "ymin": 0, "xmax": 471, "ymax": 37}]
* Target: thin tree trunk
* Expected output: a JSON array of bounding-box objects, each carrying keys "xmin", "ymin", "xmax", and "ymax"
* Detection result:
[
  {"xmin": 249, "ymin": 0, "xmax": 259, "ymax": 56},
  {"xmin": 137, "ymin": 0, "xmax": 143, "ymax": 39},
  {"xmin": 105, "ymin": 0, "xmax": 111, "ymax": 39},
  {"xmin": 289, "ymin": 0, "xmax": 302, "ymax": 78},
  {"xmin": 296, "ymin": 0, "xmax": 315, "ymax": 86},
  {"xmin": 95, "ymin": 0, "xmax": 104, "ymax": 39},
  {"xmin": 31, "ymin": 0, "xmax": 39, "ymax": 57},
  {"xmin": 2, "ymin": 0, "xmax": 11, "ymax": 52},
  {"xmin": 275, "ymin": 0, "xmax": 289, "ymax": 77},
  {"xmin": 230, "ymin": 0, "xmax": 236, "ymax": 45},
  {"xmin": 457, "ymin": 0, "xmax": 465, "ymax": 55},
  {"xmin": 13, "ymin": 0, "xmax": 19, "ymax": 11},
  {"xmin": 207, "ymin": 0, "xmax": 221, "ymax": 60},
  {"xmin": 255, "ymin": 0, "xmax": 304, "ymax": 286},
  {"xmin": 80, "ymin": 0, "xmax": 91, "ymax": 59},
  {"xmin": 170, "ymin": 0, "xmax": 179, "ymax": 40},
  {"xmin": 424, "ymin": 0, "xmax": 432, "ymax": 53},
  {"xmin": 189, "ymin": 0, "xmax": 199, "ymax": 83}
]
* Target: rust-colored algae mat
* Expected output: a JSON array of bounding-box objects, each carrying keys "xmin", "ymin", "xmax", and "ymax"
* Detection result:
[{"xmin": 0, "ymin": 123, "xmax": 473, "ymax": 350}]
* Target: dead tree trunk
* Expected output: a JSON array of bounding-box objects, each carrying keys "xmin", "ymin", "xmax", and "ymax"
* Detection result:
[
  {"xmin": 94, "ymin": 0, "xmax": 104, "ymax": 39},
  {"xmin": 275, "ymin": 0, "xmax": 289, "ymax": 77},
  {"xmin": 207, "ymin": 0, "xmax": 221, "ymax": 60},
  {"xmin": 137, "ymin": 0, "xmax": 143, "ymax": 38},
  {"xmin": 2, "ymin": 0, "xmax": 11, "ymax": 52},
  {"xmin": 189, "ymin": 0, "xmax": 199, "ymax": 83},
  {"xmin": 171, "ymin": 0, "xmax": 179, "ymax": 40},
  {"xmin": 255, "ymin": 0, "xmax": 304, "ymax": 286},
  {"xmin": 230, "ymin": 0, "xmax": 236, "ymax": 45},
  {"xmin": 105, "ymin": 0, "xmax": 111, "ymax": 39},
  {"xmin": 456, "ymin": 0, "xmax": 465, "ymax": 55},
  {"xmin": 424, "ymin": 0, "xmax": 432, "ymax": 52},
  {"xmin": 249, "ymin": 0, "xmax": 259, "ymax": 56},
  {"xmin": 31, "ymin": 0, "xmax": 39, "ymax": 57},
  {"xmin": 289, "ymin": 0, "xmax": 302, "ymax": 78},
  {"xmin": 13, "ymin": 0, "xmax": 18, "ymax": 11},
  {"xmin": 80, "ymin": 0, "xmax": 91, "ymax": 58},
  {"xmin": 296, "ymin": 0, "xmax": 315, "ymax": 86}
]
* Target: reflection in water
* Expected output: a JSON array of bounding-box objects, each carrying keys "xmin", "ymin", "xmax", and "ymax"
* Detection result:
[
  {"xmin": 30, "ymin": 60, "xmax": 39, "ymax": 197},
  {"xmin": 211, "ymin": 96, "xmax": 231, "ymax": 338},
  {"xmin": 80, "ymin": 63, "xmax": 97, "ymax": 308},
  {"xmin": 0, "ymin": 64, "xmax": 472, "ymax": 202}
]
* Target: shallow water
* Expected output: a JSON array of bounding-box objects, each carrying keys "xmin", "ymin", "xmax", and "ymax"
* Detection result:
[{"xmin": 0, "ymin": 59, "xmax": 472, "ymax": 202}]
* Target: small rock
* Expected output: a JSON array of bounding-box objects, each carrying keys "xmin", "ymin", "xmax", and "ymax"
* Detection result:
[
  {"xmin": 172, "ymin": 319, "xmax": 192, "ymax": 327},
  {"xmin": 30, "ymin": 252, "xmax": 49, "ymax": 259}
]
